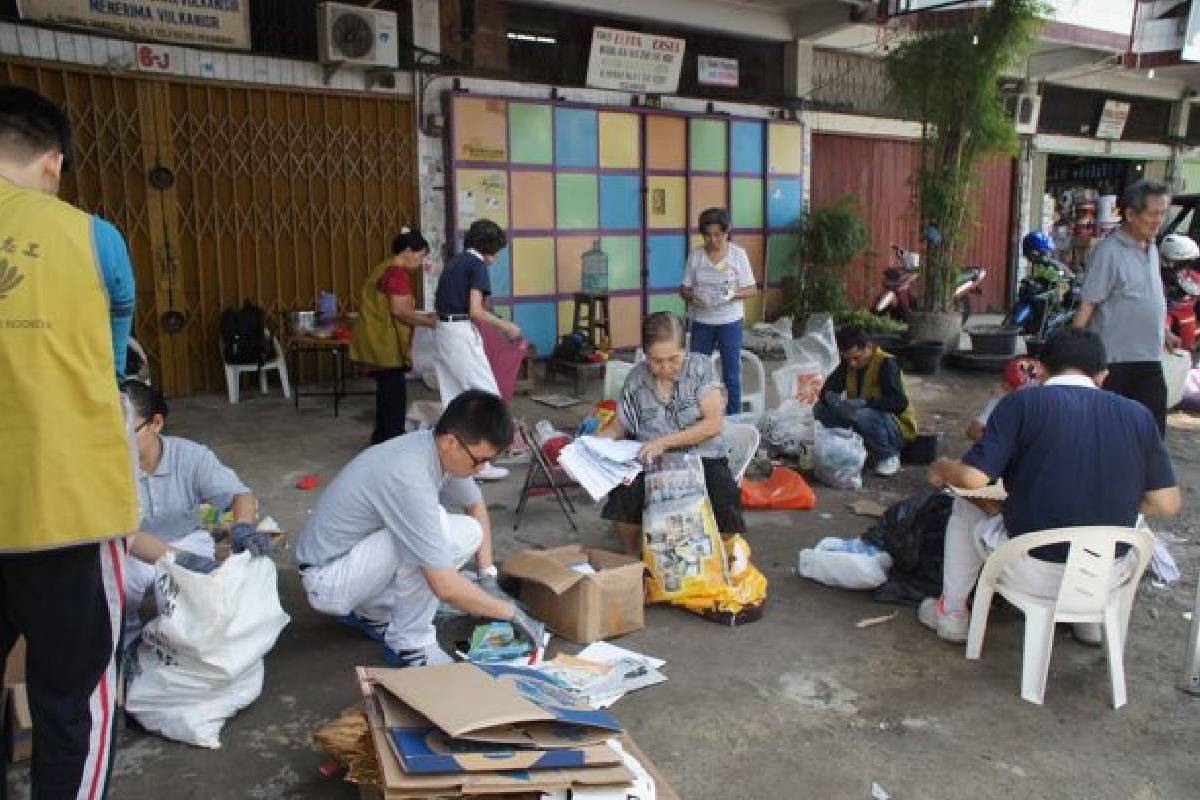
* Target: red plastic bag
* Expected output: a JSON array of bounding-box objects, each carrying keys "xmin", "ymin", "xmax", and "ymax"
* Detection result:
[{"xmin": 740, "ymin": 467, "xmax": 817, "ymax": 511}]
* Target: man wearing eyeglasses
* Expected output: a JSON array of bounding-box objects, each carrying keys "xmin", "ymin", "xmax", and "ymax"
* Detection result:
[{"xmin": 296, "ymin": 390, "xmax": 543, "ymax": 666}]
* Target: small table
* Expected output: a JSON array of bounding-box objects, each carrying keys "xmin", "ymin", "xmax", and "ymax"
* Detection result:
[
  {"xmin": 286, "ymin": 335, "xmax": 371, "ymax": 416},
  {"xmin": 545, "ymin": 358, "xmax": 605, "ymax": 397}
]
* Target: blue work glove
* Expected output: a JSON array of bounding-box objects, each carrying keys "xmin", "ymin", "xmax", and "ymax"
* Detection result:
[
  {"xmin": 174, "ymin": 550, "xmax": 218, "ymax": 574},
  {"xmin": 231, "ymin": 522, "xmax": 272, "ymax": 557},
  {"xmin": 510, "ymin": 606, "xmax": 546, "ymax": 647}
]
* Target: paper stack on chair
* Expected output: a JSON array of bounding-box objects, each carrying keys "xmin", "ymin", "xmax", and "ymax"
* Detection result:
[
  {"xmin": 556, "ymin": 436, "xmax": 644, "ymax": 502},
  {"xmin": 355, "ymin": 662, "xmax": 655, "ymax": 799}
]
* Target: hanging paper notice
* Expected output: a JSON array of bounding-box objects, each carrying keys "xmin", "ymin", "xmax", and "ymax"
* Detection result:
[
  {"xmin": 586, "ymin": 26, "xmax": 685, "ymax": 94},
  {"xmin": 698, "ymin": 55, "xmax": 738, "ymax": 88},
  {"xmin": 20, "ymin": 0, "xmax": 250, "ymax": 50},
  {"xmin": 1095, "ymin": 100, "xmax": 1130, "ymax": 140},
  {"xmin": 456, "ymin": 170, "xmax": 509, "ymax": 232}
]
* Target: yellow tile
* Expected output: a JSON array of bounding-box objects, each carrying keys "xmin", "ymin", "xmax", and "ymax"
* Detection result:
[
  {"xmin": 599, "ymin": 112, "xmax": 641, "ymax": 169},
  {"xmin": 768, "ymin": 123, "xmax": 803, "ymax": 175},
  {"xmin": 454, "ymin": 97, "xmax": 508, "ymax": 162},
  {"xmin": 558, "ymin": 300, "xmax": 575, "ymax": 337},
  {"xmin": 455, "ymin": 169, "xmax": 509, "ymax": 231},
  {"xmin": 511, "ymin": 237, "xmax": 555, "ymax": 296},
  {"xmin": 555, "ymin": 236, "xmax": 592, "ymax": 294}
]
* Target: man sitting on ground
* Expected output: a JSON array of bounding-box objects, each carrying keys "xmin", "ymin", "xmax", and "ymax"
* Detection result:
[
  {"xmin": 815, "ymin": 325, "xmax": 918, "ymax": 476},
  {"xmin": 920, "ymin": 328, "xmax": 1180, "ymax": 644},
  {"xmin": 296, "ymin": 390, "xmax": 543, "ymax": 667}
]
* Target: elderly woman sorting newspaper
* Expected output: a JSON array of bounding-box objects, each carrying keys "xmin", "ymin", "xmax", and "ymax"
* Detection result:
[{"xmin": 598, "ymin": 311, "xmax": 747, "ymax": 554}]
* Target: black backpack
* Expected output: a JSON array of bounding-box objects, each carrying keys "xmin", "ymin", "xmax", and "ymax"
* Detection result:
[{"xmin": 220, "ymin": 302, "xmax": 272, "ymax": 366}]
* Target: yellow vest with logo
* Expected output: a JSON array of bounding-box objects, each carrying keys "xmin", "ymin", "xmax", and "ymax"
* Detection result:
[
  {"xmin": 349, "ymin": 258, "xmax": 415, "ymax": 369},
  {"xmin": 845, "ymin": 348, "xmax": 919, "ymax": 441},
  {"xmin": 0, "ymin": 179, "xmax": 138, "ymax": 551}
]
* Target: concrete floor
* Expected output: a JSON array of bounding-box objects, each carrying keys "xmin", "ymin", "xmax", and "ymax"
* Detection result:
[{"xmin": 11, "ymin": 365, "xmax": 1200, "ymax": 799}]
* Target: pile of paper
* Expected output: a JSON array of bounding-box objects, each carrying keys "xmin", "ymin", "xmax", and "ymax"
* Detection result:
[
  {"xmin": 536, "ymin": 642, "xmax": 667, "ymax": 709},
  {"xmin": 354, "ymin": 662, "xmax": 678, "ymax": 799},
  {"xmin": 556, "ymin": 436, "xmax": 644, "ymax": 502}
]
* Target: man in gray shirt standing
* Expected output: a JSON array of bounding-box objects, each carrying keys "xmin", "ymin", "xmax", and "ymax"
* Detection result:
[
  {"xmin": 1074, "ymin": 179, "xmax": 1175, "ymax": 434},
  {"xmin": 296, "ymin": 390, "xmax": 542, "ymax": 666}
]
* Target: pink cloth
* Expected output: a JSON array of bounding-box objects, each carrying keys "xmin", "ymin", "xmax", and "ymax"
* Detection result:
[{"xmin": 479, "ymin": 322, "xmax": 528, "ymax": 402}]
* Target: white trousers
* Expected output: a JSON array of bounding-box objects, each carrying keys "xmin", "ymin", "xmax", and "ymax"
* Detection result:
[
  {"xmin": 301, "ymin": 508, "xmax": 482, "ymax": 658},
  {"xmin": 434, "ymin": 319, "xmax": 500, "ymax": 405},
  {"xmin": 942, "ymin": 497, "xmax": 1133, "ymax": 612},
  {"xmin": 124, "ymin": 528, "xmax": 215, "ymax": 639}
]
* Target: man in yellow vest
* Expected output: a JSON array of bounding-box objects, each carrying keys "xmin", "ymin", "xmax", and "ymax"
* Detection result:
[
  {"xmin": 815, "ymin": 325, "xmax": 918, "ymax": 477},
  {"xmin": 0, "ymin": 87, "xmax": 138, "ymax": 799}
]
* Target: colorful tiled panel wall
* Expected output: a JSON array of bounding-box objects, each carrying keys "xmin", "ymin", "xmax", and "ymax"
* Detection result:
[{"xmin": 450, "ymin": 94, "xmax": 803, "ymax": 356}]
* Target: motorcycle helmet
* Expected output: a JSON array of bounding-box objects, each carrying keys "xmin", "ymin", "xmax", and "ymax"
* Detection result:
[
  {"xmin": 1021, "ymin": 231, "xmax": 1054, "ymax": 262},
  {"xmin": 1003, "ymin": 356, "xmax": 1047, "ymax": 391},
  {"xmin": 1159, "ymin": 233, "xmax": 1199, "ymax": 265}
]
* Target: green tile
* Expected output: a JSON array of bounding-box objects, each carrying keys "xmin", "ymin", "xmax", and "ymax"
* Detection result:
[
  {"xmin": 509, "ymin": 103, "xmax": 553, "ymax": 165},
  {"xmin": 690, "ymin": 119, "xmax": 728, "ymax": 173},
  {"xmin": 555, "ymin": 174, "xmax": 599, "ymax": 229},
  {"xmin": 601, "ymin": 235, "xmax": 642, "ymax": 291},
  {"xmin": 491, "ymin": 304, "xmax": 512, "ymax": 321},
  {"xmin": 766, "ymin": 233, "xmax": 799, "ymax": 283},
  {"xmin": 731, "ymin": 178, "xmax": 764, "ymax": 228},
  {"xmin": 649, "ymin": 293, "xmax": 686, "ymax": 317}
]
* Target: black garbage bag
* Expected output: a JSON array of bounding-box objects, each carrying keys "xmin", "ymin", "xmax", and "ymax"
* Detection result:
[{"xmin": 862, "ymin": 490, "xmax": 954, "ymax": 607}]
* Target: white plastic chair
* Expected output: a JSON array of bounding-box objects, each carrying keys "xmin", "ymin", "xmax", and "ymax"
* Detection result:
[
  {"xmin": 724, "ymin": 422, "xmax": 761, "ymax": 484},
  {"xmin": 603, "ymin": 359, "xmax": 634, "ymax": 401},
  {"xmin": 712, "ymin": 349, "xmax": 767, "ymax": 418},
  {"xmin": 965, "ymin": 526, "xmax": 1156, "ymax": 709},
  {"xmin": 223, "ymin": 330, "xmax": 291, "ymax": 404}
]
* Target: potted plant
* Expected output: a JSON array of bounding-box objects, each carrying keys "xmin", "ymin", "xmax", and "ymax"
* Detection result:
[
  {"xmin": 885, "ymin": 0, "xmax": 1044, "ymax": 351},
  {"xmin": 782, "ymin": 195, "xmax": 870, "ymax": 332}
]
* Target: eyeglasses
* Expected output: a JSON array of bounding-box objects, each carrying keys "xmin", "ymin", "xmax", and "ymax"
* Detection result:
[{"xmin": 453, "ymin": 432, "xmax": 491, "ymax": 469}]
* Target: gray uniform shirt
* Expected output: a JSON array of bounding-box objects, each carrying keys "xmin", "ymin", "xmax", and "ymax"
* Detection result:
[
  {"xmin": 1081, "ymin": 228, "xmax": 1166, "ymax": 363},
  {"xmin": 618, "ymin": 352, "xmax": 727, "ymax": 458},
  {"xmin": 295, "ymin": 430, "xmax": 483, "ymax": 569},
  {"xmin": 138, "ymin": 435, "xmax": 250, "ymax": 542}
]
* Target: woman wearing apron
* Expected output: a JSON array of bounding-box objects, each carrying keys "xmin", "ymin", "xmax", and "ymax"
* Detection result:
[{"xmin": 433, "ymin": 218, "xmax": 521, "ymax": 480}]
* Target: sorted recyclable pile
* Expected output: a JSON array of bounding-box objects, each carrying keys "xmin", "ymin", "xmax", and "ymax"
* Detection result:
[
  {"xmin": 556, "ymin": 435, "xmax": 644, "ymax": 502},
  {"xmin": 349, "ymin": 661, "xmax": 680, "ymax": 799}
]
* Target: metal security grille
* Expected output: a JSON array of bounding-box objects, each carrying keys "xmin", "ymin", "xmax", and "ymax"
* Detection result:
[{"xmin": 0, "ymin": 57, "xmax": 417, "ymax": 395}]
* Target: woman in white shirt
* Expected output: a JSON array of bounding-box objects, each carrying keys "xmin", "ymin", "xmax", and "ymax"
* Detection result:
[{"xmin": 680, "ymin": 207, "xmax": 759, "ymax": 415}]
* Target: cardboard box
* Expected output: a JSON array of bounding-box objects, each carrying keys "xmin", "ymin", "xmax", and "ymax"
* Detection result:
[{"xmin": 501, "ymin": 547, "xmax": 645, "ymax": 644}]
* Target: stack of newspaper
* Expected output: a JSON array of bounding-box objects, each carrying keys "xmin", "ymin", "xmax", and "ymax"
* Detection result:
[{"xmin": 556, "ymin": 436, "xmax": 644, "ymax": 502}]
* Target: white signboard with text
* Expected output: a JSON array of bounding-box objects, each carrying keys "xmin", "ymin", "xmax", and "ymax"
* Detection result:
[
  {"xmin": 585, "ymin": 26, "xmax": 684, "ymax": 94},
  {"xmin": 19, "ymin": 0, "xmax": 251, "ymax": 50},
  {"xmin": 1095, "ymin": 99, "xmax": 1131, "ymax": 140},
  {"xmin": 697, "ymin": 55, "xmax": 738, "ymax": 88}
]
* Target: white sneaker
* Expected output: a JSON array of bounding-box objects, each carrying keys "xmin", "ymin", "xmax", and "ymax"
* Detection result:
[
  {"xmin": 874, "ymin": 455, "xmax": 901, "ymax": 476},
  {"xmin": 477, "ymin": 464, "xmax": 510, "ymax": 481},
  {"xmin": 918, "ymin": 596, "xmax": 969, "ymax": 643}
]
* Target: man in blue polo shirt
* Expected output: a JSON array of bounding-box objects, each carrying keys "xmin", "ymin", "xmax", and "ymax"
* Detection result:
[{"xmin": 920, "ymin": 328, "xmax": 1180, "ymax": 644}]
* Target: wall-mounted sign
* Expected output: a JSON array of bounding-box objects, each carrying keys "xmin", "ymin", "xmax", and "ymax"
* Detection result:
[
  {"xmin": 697, "ymin": 55, "xmax": 738, "ymax": 88},
  {"xmin": 18, "ymin": 0, "xmax": 251, "ymax": 50},
  {"xmin": 1095, "ymin": 99, "xmax": 1131, "ymax": 140},
  {"xmin": 585, "ymin": 26, "xmax": 684, "ymax": 94},
  {"xmin": 1184, "ymin": 0, "xmax": 1200, "ymax": 62}
]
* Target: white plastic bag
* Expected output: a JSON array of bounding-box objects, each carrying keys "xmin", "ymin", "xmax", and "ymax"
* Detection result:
[
  {"xmin": 1183, "ymin": 367, "xmax": 1200, "ymax": 412},
  {"xmin": 784, "ymin": 314, "xmax": 838, "ymax": 377},
  {"xmin": 759, "ymin": 400, "xmax": 815, "ymax": 454},
  {"xmin": 797, "ymin": 537, "xmax": 893, "ymax": 590},
  {"xmin": 1163, "ymin": 349, "xmax": 1190, "ymax": 409},
  {"xmin": 125, "ymin": 552, "xmax": 290, "ymax": 748},
  {"xmin": 813, "ymin": 422, "xmax": 867, "ymax": 490}
]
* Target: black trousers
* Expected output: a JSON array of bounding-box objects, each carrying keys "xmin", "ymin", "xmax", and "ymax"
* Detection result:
[
  {"xmin": 371, "ymin": 366, "xmax": 410, "ymax": 445},
  {"xmin": 0, "ymin": 541, "xmax": 125, "ymax": 800},
  {"xmin": 1104, "ymin": 361, "xmax": 1167, "ymax": 436}
]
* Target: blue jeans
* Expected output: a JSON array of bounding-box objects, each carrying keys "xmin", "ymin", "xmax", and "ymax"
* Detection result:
[
  {"xmin": 814, "ymin": 403, "xmax": 903, "ymax": 463},
  {"xmin": 690, "ymin": 320, "xmax": 744, "ymax": 416}
]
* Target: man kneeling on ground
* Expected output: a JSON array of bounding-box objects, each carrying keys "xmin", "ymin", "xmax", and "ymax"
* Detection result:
[
  {"xmin": 296, "ymin": 390, "xmax": 543, "ymax": 666},
  {"xmin": 920, "ymin": 328, "xmax": 1180, "ymax": 644},
  {"xmin": 815, "ymin": 325, "xmax": 918, "ymax": 477}
]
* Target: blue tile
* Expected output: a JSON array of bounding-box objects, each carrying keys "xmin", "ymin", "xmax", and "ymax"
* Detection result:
[
  {"xmin": 554, "ymin": 108, "xmax": 598, "ymax": 168},
  {"xmin": 599, "ymin": 175, "xmax": 641, "ymax": 230},
  {"xmin": 767, "ymin": 178, "xmax": 803, "ymax": 230},
  {"xmin": 731, "ymin": 121, "xmax": 764, "ymax": 175},
  {"xmin": 647, "ymin": 234, "xmax": 688, "ymax": 289},
  {"xmin": 513, "ymin": 301, "xmax": 558, "ymax": 358},
  {"xmin": 488, "ymin": 247, "xmax": 512, "ymax": 298}
]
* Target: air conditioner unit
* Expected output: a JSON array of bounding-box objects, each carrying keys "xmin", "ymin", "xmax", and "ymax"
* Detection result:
[
  {"xmin": 318, "ymin": 2, "xmax": 399, "ymax": 68},
  {"xmin": 1012, "ymin": 92, "xmax": 1041, "ymax": 135}
]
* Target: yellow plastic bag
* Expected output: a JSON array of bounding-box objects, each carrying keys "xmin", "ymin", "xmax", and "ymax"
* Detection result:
[{"xmin": 642, "ymin": 455, "xmax": 767, "ymax": 624}]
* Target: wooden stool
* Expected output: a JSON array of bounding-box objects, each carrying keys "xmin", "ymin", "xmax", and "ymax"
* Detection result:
[{"xmin": 571, "ymin": 293, "xmax": 611, "ymax": 348}]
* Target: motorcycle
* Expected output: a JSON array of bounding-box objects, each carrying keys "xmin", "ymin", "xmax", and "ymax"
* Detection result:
[
  {"xmin": 1005, "ymin": 254, "xmax": 1080, "ymax": 342},
  {"xmin": 1163, "ymin": 263, "xmax": 1200, "ymax": 353},
  {"xmin": 873, "ymin": 243, "xmax": 987, "ymax": 324}
]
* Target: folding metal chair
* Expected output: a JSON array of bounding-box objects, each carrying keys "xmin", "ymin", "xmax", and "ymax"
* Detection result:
[{"xmin": 512, "ymin": 420, "xmax": 579, "ymax": 533}]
